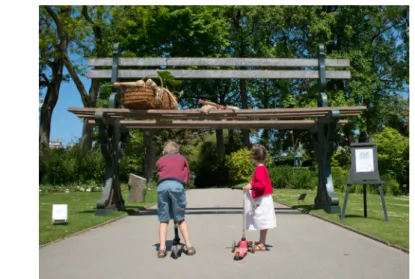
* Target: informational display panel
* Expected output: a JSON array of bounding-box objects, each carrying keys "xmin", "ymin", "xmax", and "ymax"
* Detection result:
[{"xmin": 347, "ymin": 142, "xmax": 380, "ymax": 182}]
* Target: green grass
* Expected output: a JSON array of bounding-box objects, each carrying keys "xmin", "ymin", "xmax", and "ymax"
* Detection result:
[
  {"xmin": 273, "ymin": 189, "xmax": 409, "ymax": 249},
  {"xmin": 39, "ymin": 185, "xmax": 157, "ymax": 246}
]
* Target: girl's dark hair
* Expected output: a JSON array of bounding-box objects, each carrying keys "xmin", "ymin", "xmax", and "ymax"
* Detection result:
[{"xmin": 250, "ymin": 144, "xmax": 267, "ymax": 163}]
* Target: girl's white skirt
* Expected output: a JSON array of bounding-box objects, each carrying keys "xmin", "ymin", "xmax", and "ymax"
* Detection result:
[{"xmin": 244, "ymin": 192, "xmax": 277, "ymax": 230}]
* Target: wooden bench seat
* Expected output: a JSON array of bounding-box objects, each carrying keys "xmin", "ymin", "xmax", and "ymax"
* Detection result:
[{"xmin": 68, "ymin": 106, "xmax": 366, "ymax": 129}]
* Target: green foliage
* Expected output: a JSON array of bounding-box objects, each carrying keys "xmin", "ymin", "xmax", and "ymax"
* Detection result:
[
  {"xmin": 331, "ymin": 166, "xmax": 349, "ymax": 192},
  {"xmin": 225, "ymin": 148, "xmax": 275, "ymax": 184},
  {"xmin": 40, "ymin": 145, "xmax": 105, "ymax": 185},
  {"xmin": 331, "ymin": 147, "xmax": 352, "ymax": 168},
  {"xmin": 269, "ymin": 166, "xmax": 317, "ymax": 190},
  {"xmin": 120, "ymin": 130, "xmax": 145, "ymax": 179},
  {"xmin": 225, "ymin": 148, "xmax": 254, "ymax": 183},
  {"xmin": 372, "ymin": 127, "xmax": 409, "ymax": 187},
  {"xmin": 381, "ymin": 174, "xmax": 402, "ymax": 196},
  {"xmin": 157, "ymin": 71, "xmax": 183, "ymax": 99}
]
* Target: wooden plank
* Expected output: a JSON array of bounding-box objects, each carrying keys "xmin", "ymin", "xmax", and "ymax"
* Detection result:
[
  {"xmin": 74, "ymin": 111, "xmax": 361, "ymax": 120},
  {"xmin": 87, "ymin": 69, "xmax": 351, "ymax": 79},
  {"xmin": 68, "ymin": 106, "xmax": 366, "ymax": 116},
  {"xmin": 88, "ymin": 57, "xmax": 350, "ymax": 67},
  {"xmin": 86, "ymin": 119, "xmax": 348, "ymax": 129}
]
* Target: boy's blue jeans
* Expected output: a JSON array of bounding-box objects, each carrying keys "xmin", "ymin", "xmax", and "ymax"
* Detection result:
[{"xmin": 157, "ymin": 180, "xmax": 187, "ymax": 222}]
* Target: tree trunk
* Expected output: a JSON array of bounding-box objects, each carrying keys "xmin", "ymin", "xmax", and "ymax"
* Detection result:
[
  {"xmin": 240, "ymin": 79, "xmax": 250, "ymax": 147},
  {"xmin": 39, "ymin": 90, "xmax": 57, "ymax": 149},
  {"xmin": 216, "ymin": 93, "xmax": 226, "ymax": 163},
  {"xmin": 216, "ymin": 130, "xmax": 225, "ymax": 162},
  {"xmin": 80, "ymin": 79, "xmax": 100, "ymax": 151},
  {"xmin": 39, "ymin": 60, "xmax": 64, "ymax": 150},
  {"xmin": 144, "ymin": 130, "xmax": 157, "ymax": 183},
  {"xmin": 79, "ymin": 6, "xmax": 105, "ymax": 151}
]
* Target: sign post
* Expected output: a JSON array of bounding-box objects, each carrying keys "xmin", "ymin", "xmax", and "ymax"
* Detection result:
[{"xmin": 341, "ymin": 141, "xmax": 388, "ymax": 221}]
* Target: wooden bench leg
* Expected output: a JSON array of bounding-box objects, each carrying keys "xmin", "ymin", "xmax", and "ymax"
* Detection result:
[
  {"xmin": 94, "ymin": 111, "xmax": 128, "ymax": 215},
  {"xmin": 313, "ymin": 114, "xmax": 341, "ymax": 214},
  {"xmin": 94, "ymin": 43, "xmax": 128, "ymax": 215}
]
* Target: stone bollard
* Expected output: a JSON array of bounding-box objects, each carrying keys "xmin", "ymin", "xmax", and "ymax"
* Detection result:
[{"xmin": 128, "ymin": 174, "xmax": 147, "ymax": 203}]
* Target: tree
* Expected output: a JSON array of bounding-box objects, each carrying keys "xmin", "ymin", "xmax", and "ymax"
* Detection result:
[
  {"xmin": 372, "ymin": 126, "xmax": 409, "ymax": 188},
  {"xmin": 39, "ymin": 6, "xmax": 69, "ymax": 149},
  {"xmin": 45, "ymin": 5, "xmax": 114, "ymax": 151}
]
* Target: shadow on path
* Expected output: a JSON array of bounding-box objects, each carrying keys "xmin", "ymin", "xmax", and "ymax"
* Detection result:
[{"xmin": 126, "ymin": 207, "xmax": 303, "ymax": 216}]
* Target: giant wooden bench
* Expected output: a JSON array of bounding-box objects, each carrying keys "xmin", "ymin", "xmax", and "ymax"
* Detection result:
[{"xmin": 68, "ymin": 43, "xmax": 366, "ymax": 215}]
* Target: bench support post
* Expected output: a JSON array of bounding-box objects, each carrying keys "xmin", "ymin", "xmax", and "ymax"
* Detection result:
[
  {"xmin": 94, "ymin": 43, "xmax": 129, "ymax": 215},
  {"xmin": 312, "ymin": 44, "xmax": 340, "ymax": 213}
]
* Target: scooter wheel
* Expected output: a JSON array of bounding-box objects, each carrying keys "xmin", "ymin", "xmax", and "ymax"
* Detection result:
[
  {"xmin": 231, "ymin": 241, "xmax": 236, "ymax": 253},
  {"xmin": 234, "ymin": 252, "xmax": 240, "ymax": 261},
  {"xmin": 171, "ymin": 246, "xmax": 180, "ymax": 259}
]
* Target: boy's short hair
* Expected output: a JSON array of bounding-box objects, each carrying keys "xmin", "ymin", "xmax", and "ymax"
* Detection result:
[
  {"xmin": 163, "ymin": 140, "xmax": 180, "ymax": 154},
  {"xmin": 250, "ymin": 144, "xmax": 267, "ymax": 163}
]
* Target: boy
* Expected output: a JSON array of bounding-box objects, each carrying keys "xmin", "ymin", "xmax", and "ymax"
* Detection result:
[{"xmin": 155, "ymin": 141, "xmax": 196, "ymax": 258}]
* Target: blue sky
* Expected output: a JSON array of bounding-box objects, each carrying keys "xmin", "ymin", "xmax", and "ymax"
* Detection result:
[{"xmin": 41, "ymin": 67, "xmax": 90, "ymax": 146}]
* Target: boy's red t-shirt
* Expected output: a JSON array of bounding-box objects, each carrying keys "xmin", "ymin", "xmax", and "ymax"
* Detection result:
[
  {"xmin": 250, "ymin": 165, "xmax": 273, "ymax": 199},
  {"xmin": 156, "ymin": 154, "xmax": 189, "ymax": 186}
]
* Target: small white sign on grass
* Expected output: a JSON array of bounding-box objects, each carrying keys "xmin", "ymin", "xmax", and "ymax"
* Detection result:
[{"xmin": 52, "ymin": 204, "xmax": 68, "ymax": 225}]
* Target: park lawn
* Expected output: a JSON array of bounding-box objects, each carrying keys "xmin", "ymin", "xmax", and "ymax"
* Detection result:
[
  {"xmin": 273, "ymin": 189, "xmax": 409, "ymax": 249},
  {"xmin": 39, "ymin": 186, "xmax": 157, "ymax": 246}
]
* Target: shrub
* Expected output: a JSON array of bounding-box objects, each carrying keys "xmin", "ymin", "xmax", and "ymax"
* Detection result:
[
  {"xmin": 225, "ymin": 148, "xmax": 274, "ymax": 184},
  {"xmin": 268, "ymin": 166, "xmax": 291, "ymax": 188},
  {"xmin": 268, "ymin": 166, "xmax": 317, "ymax": 190},
  {"xmin": 380, "ymin": 173, "xmax": 402, "ymax": 196},
  {"xmin": 39, "ymin": 145, "xmax": 106, "ymax": 186},
  {"xmin": 225, "ymin": 148, "xmax": 255, "ymax": 183},
  {"xmin": 331, "ymin": 166, "xmax": 349, "ymax": 192},
  {"xmin": 372, "ymin": 127, "xmax": 409, "ymax": 188},
  {"xmin": 293, "ymin": 167, "xmax": 318, "ymax": 190}
]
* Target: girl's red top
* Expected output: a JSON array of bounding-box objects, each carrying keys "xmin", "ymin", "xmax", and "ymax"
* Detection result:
[{"xmin": 250, "ymin": 165, "xmax": 273, "ymax": 199}]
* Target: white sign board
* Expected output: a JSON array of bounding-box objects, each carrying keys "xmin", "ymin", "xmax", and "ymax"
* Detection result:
[
  {"xmin": 52, "ymin": 204, "xmax": 68, "ymax": 224},
  {"xmin": 355, "ymin": 148, "xmax": 374, "ymax": 173}
]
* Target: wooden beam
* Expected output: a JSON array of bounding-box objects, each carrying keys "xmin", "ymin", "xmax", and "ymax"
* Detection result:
[
  {"xmin": 74, "ymin": 112, "xmax": 361, "ymax": 121},
  {"xmin": 87, "ymin": 69, "xmax": 351, "ymax": 80},
  {"xmin": 86, "ymin": 119, "xmax": 349, "ymax": 129},
  {"xmin": 88, "ymin": 58, "xmax": 350, "ymax": 67},
  {"xmin": 68, "ymin": 106, "xmax": 366, "ymax": 114},
  {"xmin": 67, "ymin": 106, "xmax": 366, "ymax": 118}
]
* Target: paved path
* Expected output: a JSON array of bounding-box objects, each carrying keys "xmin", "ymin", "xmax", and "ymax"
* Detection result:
[{"xmin": 40, "ymin": 189, "xmax": 409, "ymax": 279}]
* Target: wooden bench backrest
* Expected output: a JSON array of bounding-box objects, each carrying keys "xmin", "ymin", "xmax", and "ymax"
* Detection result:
[{"xmin": 87, "ymin": 57, "xmax": 351, "ymax": 80}]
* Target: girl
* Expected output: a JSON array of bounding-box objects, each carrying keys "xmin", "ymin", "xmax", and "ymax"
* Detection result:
[{"xmin": 243, "ymin": 144, "xmax": 277, "ymax": 251}]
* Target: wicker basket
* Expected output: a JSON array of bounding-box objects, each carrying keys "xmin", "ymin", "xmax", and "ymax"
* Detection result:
[{"xmin": 113, "ymin": 77, "xmax": 179, "ymax": 110}]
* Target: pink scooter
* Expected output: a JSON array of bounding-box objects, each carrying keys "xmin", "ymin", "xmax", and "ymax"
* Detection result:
[{"xmin": 230, "ymin": 185, "xmax": 258, "ymax": 260}]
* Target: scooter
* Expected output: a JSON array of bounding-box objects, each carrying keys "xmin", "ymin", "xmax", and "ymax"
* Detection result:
[
  {"xmin": 170, "ymin": 221, "xmax": 183, "ymax": 259},
  {"xmin": 230, "ymin": 185, "xmax": 258, "ymax": 260}
]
